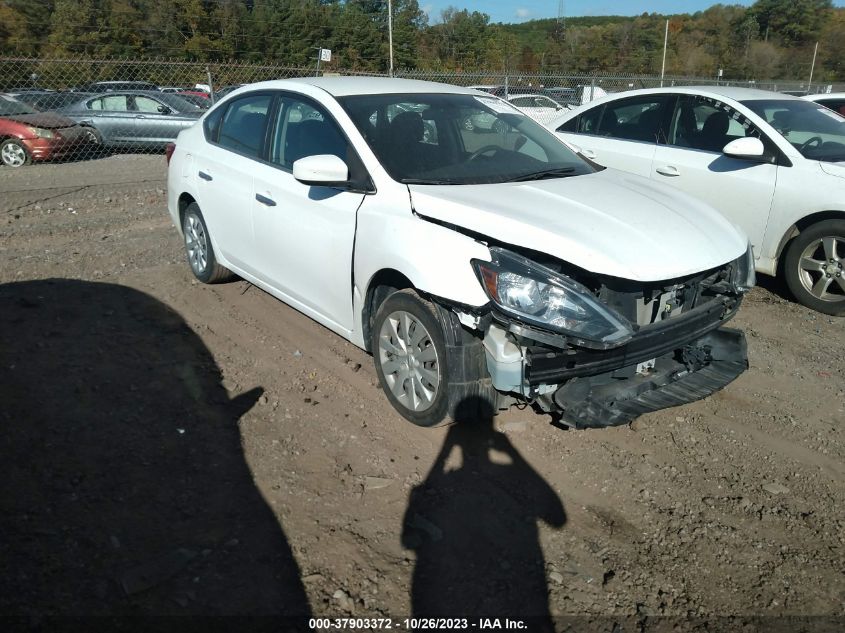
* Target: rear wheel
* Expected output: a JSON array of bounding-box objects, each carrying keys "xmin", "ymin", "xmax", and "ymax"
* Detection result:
[
  {"xmin": 784, "ymin": 219, "xmax": 845, "ymax": 315},
  {"xmin": 1, "ymin": 139, "xmax": 30, "ymax": 167},
  {"xmin": 182, "ymin": 203, "xmax": 234, "ymax": 284}
]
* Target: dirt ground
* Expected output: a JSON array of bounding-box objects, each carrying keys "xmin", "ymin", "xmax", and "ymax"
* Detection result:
[{"xmin": 1, "ymin": 155, "xmax": 843, "ymax": 630}]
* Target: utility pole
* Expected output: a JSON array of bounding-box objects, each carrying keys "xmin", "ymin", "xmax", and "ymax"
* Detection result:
[
  {"xmin": 388, "ymin": 0, "xmax": 394, "ymax": 77},
  {"xmin": 660, "ymin": 19, "xmax": 669, "ymax": 88},
  {"xmin": 808, "ymin": 41, "xmax": 819, "ymax": 90}
]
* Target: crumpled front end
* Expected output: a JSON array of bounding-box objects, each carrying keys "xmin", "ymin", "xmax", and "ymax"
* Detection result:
[{"xmin": 468, "ymin": 246, "xmax": 753, "ymax": 428}]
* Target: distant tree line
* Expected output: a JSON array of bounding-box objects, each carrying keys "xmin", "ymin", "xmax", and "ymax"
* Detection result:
[{"xmin": 0, "ymin": 0, "xmax": 841, "ymax": 80}]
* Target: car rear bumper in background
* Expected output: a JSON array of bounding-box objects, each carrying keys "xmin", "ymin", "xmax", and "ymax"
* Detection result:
[{"xmin": 553, "ymin": 327, "xmax": 748, "ymax": 428}]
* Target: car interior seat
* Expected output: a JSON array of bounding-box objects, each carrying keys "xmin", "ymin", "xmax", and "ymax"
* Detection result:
[
  {"xmin": 285, "ymin": 118, "xmax": 347, "ymax": 166},
  {"xmin": 699, "ymin": 110, "xmax": 730, "ymax": 152}
]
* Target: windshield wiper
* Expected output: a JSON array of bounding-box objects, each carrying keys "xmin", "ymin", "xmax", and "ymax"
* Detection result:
[
  {"xmin": 401, "ymin": 178, "xmax": 457, "ymax": 185},
  {"xmin": 506, "ymin": 167, "xmax": 576, "ymax": 182}
]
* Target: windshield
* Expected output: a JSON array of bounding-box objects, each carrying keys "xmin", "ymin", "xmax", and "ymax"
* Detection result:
[
  {"xmin": 742, "ymin": 99, "xmax": 845, "ymax": 162},
  {"xmin": 0, "ymin": 95, "xmax": 38, "ymax": 116},
  {"xmin": 338, "ymin": 93, "xmax": 594, "ymax": 185}
]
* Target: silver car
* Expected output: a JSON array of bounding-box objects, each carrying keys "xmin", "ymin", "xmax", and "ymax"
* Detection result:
[{"xmin": 58, "ymin": 91, "xmax": 202, "ymax": 149}]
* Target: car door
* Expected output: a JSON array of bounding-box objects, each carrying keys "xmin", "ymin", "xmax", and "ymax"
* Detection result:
[
  {"xmin": 555, "ymin": 94, "xmax": 672, "ymax": 176},
  {"xmin": 650, "ymin": 95, "xmax": 777, "ymax": 252},
  {"xmin": 193, "ymin": 92, "xmax": 274, "ymax": 274},
  {"xmin": 249, "ymin": 93, "xmax": 367, "ymax": 333},
  {"xmin": 85, "ymin": 94, "xmax": 135, "ymax": 144},
  {"xmin": 130, "ymin": 94, "xmax": 187, "ymax": 145}
]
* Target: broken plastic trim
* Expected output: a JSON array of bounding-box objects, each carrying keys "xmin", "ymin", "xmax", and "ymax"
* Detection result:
[{"xmin": 552, "ymin": 327, "xmax": 748, "ymax": 429}]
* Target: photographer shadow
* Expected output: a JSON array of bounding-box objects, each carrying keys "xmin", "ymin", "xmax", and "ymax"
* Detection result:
[
  {"xmin": 402, "ymin": 397, "xmax": 566, "ymax": 627},
  {"xmin": 0, "ymin": 279, "xmax": 310, "ymax": 618}
]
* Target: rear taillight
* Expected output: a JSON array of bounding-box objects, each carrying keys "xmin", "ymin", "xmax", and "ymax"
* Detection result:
[{"xmin": 165, "ymin": 142, "xmax": 176, "ymax": 165}]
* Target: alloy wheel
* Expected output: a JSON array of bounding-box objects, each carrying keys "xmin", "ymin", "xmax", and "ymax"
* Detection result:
[
  {"xmin": 377, "ymin": 310, "xmax": 441, "ymax": 412},
  {"xmin": 1, "ymin": 142, "xmax": 27, "ymax": 167},
  {"xmin": 797, "ymin": 235, "xmax": 845, "ymax": 302},
  {"xmin": 184, "ymin": 213, "xmax": 208, "ymax": 276}
]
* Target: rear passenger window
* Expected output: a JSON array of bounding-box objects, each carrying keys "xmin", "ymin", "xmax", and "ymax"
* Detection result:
[
  {"xmin": 89, "ymin": 95, "xmax": 129, "ymax": 112},
  {"xmin": 818, "ymin": 99, "xmax": 845, "ymax": 116},
  {"xmin": 598, "ymin": 97, "xmax": 668, "ymax": 143},
  {"xmin": 203, "ymin": 106, "xmax": 224, "ymax": 143},
  {"xmin": 217, "ymin": 94, "xmax": 272, "ymax": 159}
]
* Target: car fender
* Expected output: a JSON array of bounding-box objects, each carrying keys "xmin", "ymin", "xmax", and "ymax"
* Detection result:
[
  {"xmin": 759, "ymin": 161, "xmax": 845, "ymax": 274},
  {"xmin": 351, "ymin": 199, "xmax": 491, "ymax": 348}
]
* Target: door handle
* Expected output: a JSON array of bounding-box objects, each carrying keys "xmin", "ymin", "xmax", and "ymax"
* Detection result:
[
  {"xmin": 135, "ymin": 114, "xmax": 146, "ymax": 119},
  {"xmin": 656, "ymin": 165, "xmax": 680, "ymax": 177},
  {"xmin": 582, "ymin": 149, "xmax": 597, "ymax": 159},
  {"xmin": 198, "ymin": 171, "xmax": 212, "ymax": 181},
  {"xmin": 255, "ymin": 193, "xmax": 276, "ymax": 207}
]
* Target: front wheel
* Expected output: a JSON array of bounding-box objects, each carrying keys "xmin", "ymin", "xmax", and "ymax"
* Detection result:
[
  {"xmin": 373, "ymin": 290, "xmax": 450, "ymax": 426},
  {"xmin": 783, "ymin": 219, "xmax": 845, "ymax": 315},
  {"xmin": 1, "ymin": 139, "xmax": 31, "ymax": 167}
]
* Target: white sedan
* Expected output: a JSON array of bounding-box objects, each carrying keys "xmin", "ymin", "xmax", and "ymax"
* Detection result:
[
  {"xmin": 167, "ymin": 78, "xmax": 752, "ymax": 428},
  {"xmin": 507, "ymin": 94, "xmax": 565, "ymax": 125},
  {"xmin": 548, "ymin": 86, "xmax": 845, "ymax": 315}
]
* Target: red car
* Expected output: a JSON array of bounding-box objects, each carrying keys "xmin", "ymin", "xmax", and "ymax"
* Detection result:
[{"xmin": 0, "ymin": 94, "xmax": 90, "ymax": 167}]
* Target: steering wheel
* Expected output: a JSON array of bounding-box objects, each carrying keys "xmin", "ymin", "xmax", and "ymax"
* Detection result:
[
  {"xmin": 468, "ymin": 145, "xmax": 501, "ymax": 161},
  {"xmin": 799, "ymin": 136, "xmax": 823, "ymax": 152}
]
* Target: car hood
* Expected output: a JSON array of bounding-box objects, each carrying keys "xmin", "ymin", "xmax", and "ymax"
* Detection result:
[
  {"xmin": 2, "ymin": 112, "xmax": 78, "ymax": 129},
  {"xmin": 820, "ymin": 161, "xmax": 845, "ymax": 179},
  {"xmin": 408, "ymin": 169, "xmax": 747, "ymax": 282}
]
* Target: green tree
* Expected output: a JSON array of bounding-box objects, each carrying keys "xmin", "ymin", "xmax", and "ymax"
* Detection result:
[
  {"xmin": 750, "ymin": 0, "xmax": 833, "ymax": 45},
  {"xmin": 46, "ymin": 0, "xmax": 101, "ymax": 56}
]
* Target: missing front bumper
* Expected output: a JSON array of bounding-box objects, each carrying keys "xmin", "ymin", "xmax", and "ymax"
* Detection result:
[{"xmin": 552, "ymin": 327, "xmax": 747, "ymax": 429}]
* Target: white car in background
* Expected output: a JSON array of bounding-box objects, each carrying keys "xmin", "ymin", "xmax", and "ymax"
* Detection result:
[
  {"xmin": 548, "ymin": 87, "xmax": 845, "ymax": 315},
  {"xmin": 167, "ymin": 78, "xmax": 753, "ymax": 429},
  {"xmin": 507, "ymin": 94, "xmax": 564, "ymax": 125},
  {"xmin": 803, "ymin": 93, "xmax": 845, "ymax": 116}
]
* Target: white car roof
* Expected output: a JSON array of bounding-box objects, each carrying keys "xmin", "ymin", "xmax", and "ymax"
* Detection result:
[
  {"xmin": 589, "ymin": 85, "xmax": 795, "ymax": 102},
  {"xmin": 239, "ymin": 76, "xmax": 479, "ymax": 97},
  {"xmin": 546, "ymin": 85, "xmax": 803, "ymax": 130}
]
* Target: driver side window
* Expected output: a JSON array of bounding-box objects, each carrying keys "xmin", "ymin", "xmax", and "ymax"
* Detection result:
[
  {"xmin": 270, "ymin": 96, "xmax": 349, "ymax": 170},
  {"xmin": 133, "ymin": 96, "xmax": 165, "ymax": 113},
  {"xmin": 668, "ymin": 95, "xmax": 760, "ymax": 153}
]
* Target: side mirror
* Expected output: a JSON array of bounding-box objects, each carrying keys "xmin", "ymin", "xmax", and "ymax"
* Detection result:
[
  {"xmin": 292, "ymin": 154, "xmax": 349, "ymax": 187},
  {"xmin": 157, "ymin": 105, "xmax": 171, "ymax": 114},
  {"xmin": 723, "ymin": 137, "xmax": 765, "ymax": 159}
]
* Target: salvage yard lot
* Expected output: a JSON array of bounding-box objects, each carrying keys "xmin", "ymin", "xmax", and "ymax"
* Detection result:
[{"xmin": 1, "ymin": 155, "xmax": 843, "ymax": 621}]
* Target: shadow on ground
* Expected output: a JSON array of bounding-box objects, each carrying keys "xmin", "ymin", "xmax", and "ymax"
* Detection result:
[
  {"xmin": 402, "ymin": 397, "xmax": 566, "ymax": 629},
  {"xmin": 0, "ymin": 279, "xmax": 310, "ymax": 618}
]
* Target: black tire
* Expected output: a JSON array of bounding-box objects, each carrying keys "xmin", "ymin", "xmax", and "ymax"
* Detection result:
[
  {"xmin": 0, "ymin": 138, "xmax": 31, "ymax": 167},
  {"xmin": 181, "ymin": 203, "xmax": 234, "ymax": 284},
  {"xmin": 372, "ymin": 289, "xmax": 495, "ymax": 427},
  {"xmin": 81, "ymin": 127, "xmax": 101, "ymax": 145},
  {"xmin": 783, "ymin": 219, "xmax": 845, "ymax": 316}
]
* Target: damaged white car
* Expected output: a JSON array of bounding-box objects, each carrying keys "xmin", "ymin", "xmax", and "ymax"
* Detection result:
[{"xmin": 167, "ymin": 78, "xmax": 754, "ymax": 428}]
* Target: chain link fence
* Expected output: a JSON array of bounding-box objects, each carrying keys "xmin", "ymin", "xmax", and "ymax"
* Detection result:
[{"xmin": 1, "ymin": 55, "xmax": 842, "ymax": 167}]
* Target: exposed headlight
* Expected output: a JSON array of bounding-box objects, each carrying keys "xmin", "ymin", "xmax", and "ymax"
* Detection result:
[
  {"xmin": 28, "ymin": 127, "xmax": 55, "ymax": 139},
  {"xmin": 473, "ymin": 247, "xmax": 633, "ymax": 349},
  {"xmin": 734, "ymin": 242, "xmax": 756, "ymax": 293}
]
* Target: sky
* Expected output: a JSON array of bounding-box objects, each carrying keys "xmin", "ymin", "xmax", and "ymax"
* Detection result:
[{"xmin": 419, "ymin": 0, "xmax": 845, "ymax": 24}]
